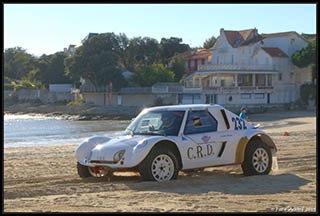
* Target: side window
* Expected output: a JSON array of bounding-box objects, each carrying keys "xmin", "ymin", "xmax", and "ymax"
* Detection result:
[{"xmin": 184, "ymin": 110, "xmax": 218, "ymax": 135}]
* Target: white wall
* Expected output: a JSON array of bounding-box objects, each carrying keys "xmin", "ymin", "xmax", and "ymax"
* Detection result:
[
  {"xmin": 49, "ymin": 84, "xmax": 73, "ymax": 93},
  {"xmin": 262, "ymin": 34, "xmax": 308, "ymax": 57}
]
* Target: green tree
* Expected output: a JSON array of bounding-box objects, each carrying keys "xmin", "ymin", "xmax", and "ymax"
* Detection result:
[
  {"xmin": 130, "ymin": 64, "xmax": 175, "ymax": 87},
  {"xmin": 203, "ymin": 36, "xmax": 217, "ymax": 49},
  {"xmin": 169, "ymin": 55, "xmax": 188, "ymax": 82},
  {"xmin": 160, "ymin": 37, "xmax": 190, "ymax": 65},
  {"xmin": 27, "ymin": 52, "xmax": 71, "ymax": 88},
  {"xmin": 300, "ymin": 83, "xmax": 316, "ymax": 105},
  {"xmin": 64, "ymin": 33, "xmax": 127, "ymax": 91},
  {"xmin": 123, "ymin": 37, "xmax": 162, "ymax": 72},
  {"xmin": 292, "ymin": 39, "xmax": 316, "ymax": 82},
  {"xmin": 4, "ymin": 47, "xmax": 37, "ymax": 80}
]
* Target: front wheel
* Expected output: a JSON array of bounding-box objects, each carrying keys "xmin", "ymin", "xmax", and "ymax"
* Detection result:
[
  {"xmin": 241, "ymin": 140, "xmax": 272, "ymax": 176},
  {"xmin": 77, "ymin": 162, "xmax": 91, "ymax": 178},
  {"xmin": 77, "ymin": 162, "xmax": 113, "ymax": 178},
  {"xmin": 138, "ymin": 147, "xmax": 179, "ymax": 182}
]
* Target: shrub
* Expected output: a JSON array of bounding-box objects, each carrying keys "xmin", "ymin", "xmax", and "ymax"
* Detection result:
[
  {"xmin": 300, "ymin": 83, "xmax": 316, "ymax": 105},
  {"xmin": 4, "ymin": 84, "xmax": 14, "ymax": 91},
  {"xmin": 67, "ymin": 98, "xmax": 83, "ymax": 106},
  {"xmin": 15, "ymin": 81, "xmax": 38, "ymax": 91},
  {"xmin": 55, "ymin": 100, "xmax": 69, "ymax": 105}
]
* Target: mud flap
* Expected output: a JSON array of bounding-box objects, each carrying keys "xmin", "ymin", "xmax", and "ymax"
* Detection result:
[{"xmin": 272, "ymin": 155, "xmax": 279, "ymax": 172}]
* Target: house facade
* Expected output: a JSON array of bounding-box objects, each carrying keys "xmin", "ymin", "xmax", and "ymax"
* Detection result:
[
  {"xmin": 182, "ymin": 28, "xmax": 311, "ymax": 106},
  {"xmin": 64, "ymin": 44, "xmax": 76, "ymax": 55},
  {"xmin": 170, "ymin": 49, "xmax": 212, "ymax": 74}
]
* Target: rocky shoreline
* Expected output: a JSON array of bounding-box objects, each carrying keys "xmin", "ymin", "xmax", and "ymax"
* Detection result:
[{"xmin": 4, "ymin": 102, "xmax": 139, "ymax": 121}]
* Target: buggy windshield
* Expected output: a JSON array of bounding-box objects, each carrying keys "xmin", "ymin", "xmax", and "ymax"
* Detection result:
[{"xmin": 125, "ymin": 110, "xmax": 185, "ymax": 136}]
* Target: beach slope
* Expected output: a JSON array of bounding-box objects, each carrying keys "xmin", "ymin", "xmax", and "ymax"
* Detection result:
[{"xmin": 4, "ymin": 111, "xmax": 316, "ymax": 212}]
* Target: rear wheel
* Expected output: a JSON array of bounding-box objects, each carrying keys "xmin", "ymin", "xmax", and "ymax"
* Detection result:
[
  {"xmin": 139, "ymin": 147, "xmax": 179, "ymax": 182},
  {"xmin": 241, "ymin": 140, "xmax": 272, "ymax": 176}
]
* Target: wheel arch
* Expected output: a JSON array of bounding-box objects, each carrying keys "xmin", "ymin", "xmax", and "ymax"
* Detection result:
[
  {"xmin": 149, "ymin": 140, "xmax": 183, "ymax": 170},
  {"xmin": 235, "ymin": 133, "xmax": 277, "ymax": 163}
]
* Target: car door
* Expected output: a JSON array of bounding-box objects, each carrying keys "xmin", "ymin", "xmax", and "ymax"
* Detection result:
[{"xmin": 180, "ymin": 109, "xmax": 228, "ymax": 169}]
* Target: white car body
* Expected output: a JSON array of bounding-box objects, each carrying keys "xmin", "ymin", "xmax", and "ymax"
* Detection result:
[{"xmin": 75, "ymin": 104, "xmax": 278, "ymax": 179}]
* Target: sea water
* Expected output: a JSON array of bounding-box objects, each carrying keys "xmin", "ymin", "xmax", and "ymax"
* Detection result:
[{"xmin": 4, "ymin": 114, "xmax": 129, "ymax": 148}]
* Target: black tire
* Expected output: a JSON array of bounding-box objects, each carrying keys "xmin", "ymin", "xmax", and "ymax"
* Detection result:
[
  {"xmin": 77, "ymin": 162, "xmax": 91, "ymax": 178},
  {"xmin": 241, "ymin": 140, "xmax": 272, "ymax": 176},
  {"xmin": 138, "ymin": 146, "xmax": 179, "ymax": 182}
]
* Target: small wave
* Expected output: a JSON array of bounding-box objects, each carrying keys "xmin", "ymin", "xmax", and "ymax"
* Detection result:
[{"xmin": 4, "ymin": 113, "xmax": 58, "ymax": 121}]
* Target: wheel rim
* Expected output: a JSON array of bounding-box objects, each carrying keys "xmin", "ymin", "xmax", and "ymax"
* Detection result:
[
  {"xmin": 151, "ymin": 154, "xmax": 175, "ymax": 182},
  {"xmin": 252, "ymin": 148, "xmax": 269, "ymax": 173}
]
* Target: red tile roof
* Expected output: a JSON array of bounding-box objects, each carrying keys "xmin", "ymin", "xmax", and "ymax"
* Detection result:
[
  {"xmin": 223, "ymin": 29, "xmax": 310, "ymax": 48},
  {"xmin": 224, "ymin": 29, "xmax": 262, "ymax": 47},
  {"xmin": 261, "ymin": 31, "xmax": 296, "ymax": 38},
  {"xmin": 190, "ymin": 49, "xmax": 211, "ymax": 60},
  {"xmin": 261, "ymin": 31, "xmax": 309, "ymax": 43},
  {"xmin": 224, "ymin": 31, "xmax": 244, "ymax": 47},
  {"xmin": 238, "ymin": 29, "xmax": 254, "ymax": 41},
  {"xmin": 240, "ymin": 35, "xmax": 264, "ymax": 46},
  {"xmin": 169, "ymin": 49, "xmax": 211, "ymax": 61},
  {"xmin": 301, "ymin": 33, "xmax": 316, "ymax": 41},
  {"xmin": 261, "ymin": 47, "xmax": 288, "ymax": 57}
]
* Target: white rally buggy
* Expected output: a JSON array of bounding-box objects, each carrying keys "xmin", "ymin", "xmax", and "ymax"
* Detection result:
[{"xmin": 75, "ymin": 104, "xmax": 278, "ymax": 182}]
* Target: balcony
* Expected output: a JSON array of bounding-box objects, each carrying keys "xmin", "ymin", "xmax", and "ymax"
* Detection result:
[
  {"xmin": 182, "ymin": 87, "xmax": 202, "ymax": 93},
  {"xmin": 198, "ymin": 64, "xmax": 277, "ymax": 71},
  {"xmin": 201, "ymin": 86, "xmax": 274, "ymax": 93}
]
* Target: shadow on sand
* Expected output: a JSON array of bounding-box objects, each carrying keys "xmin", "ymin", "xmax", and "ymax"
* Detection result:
[{"xmin": 80, "ymin": 169, "xmax": 311, "ymax": 196}]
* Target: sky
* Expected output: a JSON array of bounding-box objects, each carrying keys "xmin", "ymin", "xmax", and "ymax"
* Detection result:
[{"xmin": 4, "ymin": 4, "xmax": 317, "ymax": 57}]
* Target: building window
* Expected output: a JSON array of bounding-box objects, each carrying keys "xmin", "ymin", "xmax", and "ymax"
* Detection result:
[
  {"xmin": 206, "ymin": 95, "xmax": 215, "ymax": 104},
  {"xmin": 238, "ymin": 74, "xmax": 253, "ymax": 86},
  {"xmin": 194, "ymin": 78, "xmax": 199, "ymax": 88},
  {"xmin": 205, "ymin": 79, "xmax": 210, "ymax": 87},
  {"xmin": 254, "ymin": 93, "xmax": 265, "ymax": 99},
  {"xmin": 268, "ymin": 74, "xmax": 272, "ymax": 86},
  {"xmin": 241, "ymin": 94, "xmax": 251, "ymax": 99},
  {"xmin": 279, "ymin": 73, "xmax": 282, "ymax": 81},
  {"xmin": 256, "ymin": 74, "xmax": 266, "ymax": 86},
  {"xmin": 290, "ymin": 38, "xmax": 295, "ymax": 45},
  {"xmin": 217, "ymin": 56, "xmax": 219, "ymax": 64},
  {"xmin": 221, "ymin": 80, "xmax": 225, "ymax": 87},
  {"xmin": 231, "ymin": 55, "xmax": 234, "ymax": 64},
  {"xmin": 186, "ymin": 80, "xmax": 193, "ymax": 88},
  {"xmin": 220, "ymin": 75, "xmax": 235, "ymax": 87}
]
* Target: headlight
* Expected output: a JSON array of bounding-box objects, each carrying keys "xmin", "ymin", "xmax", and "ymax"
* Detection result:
[
  {"xmin": 113, "ymin": 149, "xmax": 126, "ymax": 162},
  {"xmin": 139, "ymin": 139, "xmax": 148, "ymax": 147}
]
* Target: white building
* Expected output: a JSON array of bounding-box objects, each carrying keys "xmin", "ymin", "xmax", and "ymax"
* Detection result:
[{"xmin": 182, "ymin": 28, "xmax": 311, "ymax": 105}]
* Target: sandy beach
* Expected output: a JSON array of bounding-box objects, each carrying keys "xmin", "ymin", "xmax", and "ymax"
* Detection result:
[{"xmin": 3, "ymin": 110, "xmax": 317, "ymax": 213}]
